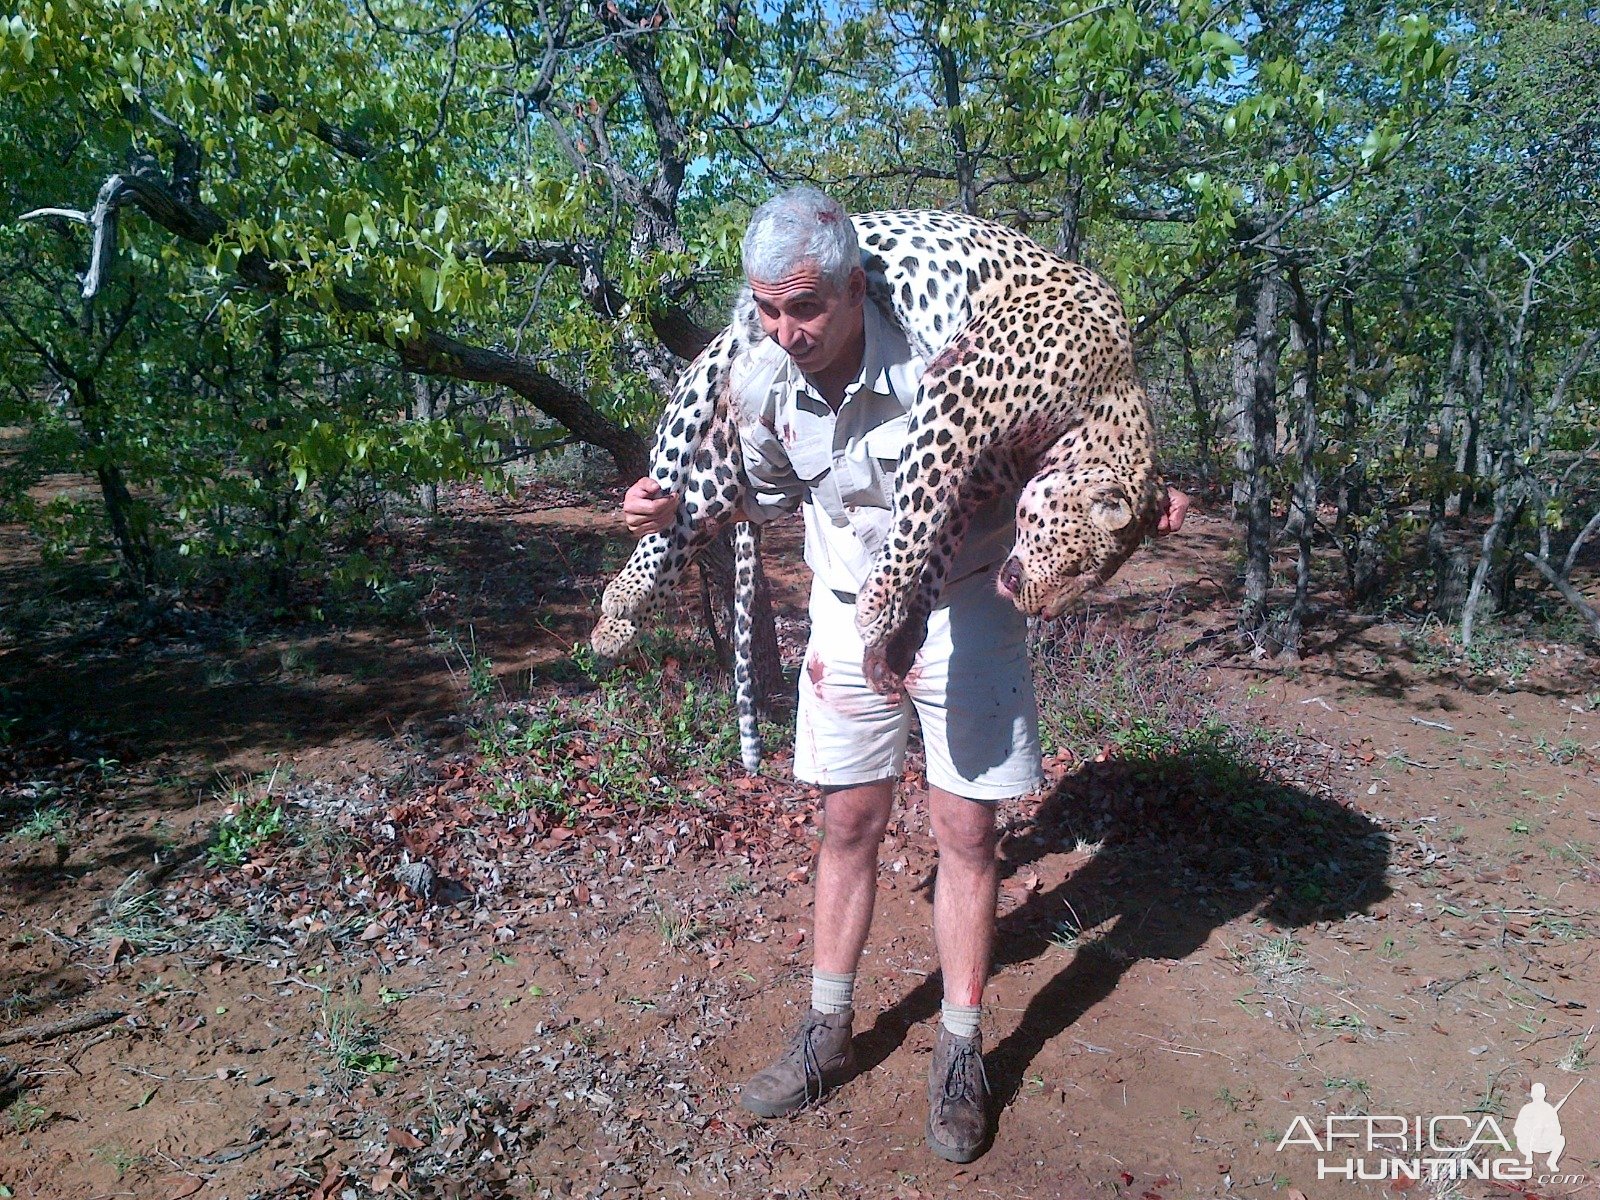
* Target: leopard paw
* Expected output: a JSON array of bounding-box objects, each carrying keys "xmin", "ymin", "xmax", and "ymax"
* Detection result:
[
  {"xmin": 590, "ymin": 614, "xmax": 641, "ymax": 660},
  {"xmin": 853, "ymin": 570, "xmax": 906, "ymax": 650},
  {"xmin": 862, "ymin": 614, "xmax": 926, "ymax": 697}
]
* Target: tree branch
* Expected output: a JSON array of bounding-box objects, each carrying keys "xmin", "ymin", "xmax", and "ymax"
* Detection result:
[
  {"xmin": 20, "ymin": 168, "xmax": 649, "ymax": 476},
  {"xmin": 475, "ymin": 238, "xmax": 712, "ymax": 358},
  {"xmin": 1522, "ymin": 551, "xmax": 1600, "ymax": 639},
  {"xmin": 253, "ymin": 93, "xmax": 374, "ymax": 160},
  {"xmin": 1562, "ymin": 504, "xmax": 1600, "ymax": 580}
]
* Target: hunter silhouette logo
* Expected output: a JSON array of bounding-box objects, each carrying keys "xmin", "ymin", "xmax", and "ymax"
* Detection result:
[
  {"xmin": 1277, "ymin": 1078, "xmax": 1587, "ymax": 1185},
  {"xmin": 1514, "ymin": 1080, "xmax": 1578, "ymax": 1171}
]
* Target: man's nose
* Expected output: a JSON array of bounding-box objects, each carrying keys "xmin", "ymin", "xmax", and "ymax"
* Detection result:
[{"xmin": 778, "ymin": 315, "xmax": 806, "ymax": 350}]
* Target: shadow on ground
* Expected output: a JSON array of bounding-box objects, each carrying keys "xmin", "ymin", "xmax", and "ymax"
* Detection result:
[{"xmin": 856, "ymin": 739, "xmax": 1391, "ymax": 1129}]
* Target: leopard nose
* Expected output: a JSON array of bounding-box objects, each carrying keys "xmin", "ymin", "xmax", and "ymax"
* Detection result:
[{"xmin": 998, "ymin": 556, "xmax": 1024, "ymax": 597}]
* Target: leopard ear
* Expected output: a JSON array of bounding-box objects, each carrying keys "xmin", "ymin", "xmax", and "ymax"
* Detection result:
[{"xmin": 1089, "ymin": 482, "xmax": 1133, "ymax": 532}]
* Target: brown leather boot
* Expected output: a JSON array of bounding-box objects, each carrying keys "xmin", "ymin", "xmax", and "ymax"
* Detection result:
[
  {"xmin": 926, "ymin": 1025, "xmax": 991, "ymax": 1162},
  {"xmin": 739, "ymin": 1008, "xmax": 857, "ymax": 1118}
]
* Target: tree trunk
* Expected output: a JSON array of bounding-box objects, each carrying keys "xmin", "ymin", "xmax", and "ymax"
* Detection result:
[
  {"xmin": 1335, "ymin": 297, "xmax": 1368, "ymax": 541},
  {"xmin": 1228, "ymin": 279, "xmax": 1257, "ymax": 518},
  {"xmin": 1282, "ymin": 275, "xmax": 1323, "ymax": 657},
  {"xmin": 1456, "ymin": 327, "xmax": 1487, "ymax": 522},
  {"xmin": 411, "ymin": 372, "xmax": 438, "ymax": 516},
  {"xmin": 1237, "ymin": 250, "xmax": 1281, "ymax": 638},
  {"xmin": 1426, "ymin": 314, "xmax": 1469, "ymax": 615},
  {"xmin": 259, "ymin": 311, "xmax": 298, "ymax": 608},
  {"xmin": 1058, "ymin": 172, "xmax": 1084, "ymax": 262},
  {"xmin": 1463, "ymin": 281, "xmax": 1532, "ymax": 646},
  {"xmin": 933, "ymin": 32, "xmax": 978, "ymax": 217},
  {"xmin": 1176, "ymin": 319, "xmax": 1215, "ymax": 488},
  {"xmin": 1461, "ymin": 478, "xmax": 1510, "ymax": 645},
  {"xmin": 76, "ymin": 377, "xmax": 157, "ymax": 590}
]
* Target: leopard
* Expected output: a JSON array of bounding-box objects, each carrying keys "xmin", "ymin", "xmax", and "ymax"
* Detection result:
[{"xmin": 591, "ymin": 209, "xmax": 1165, "ymax": 766}]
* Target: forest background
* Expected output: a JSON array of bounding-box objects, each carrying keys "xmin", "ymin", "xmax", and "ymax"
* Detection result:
[
  {"xmin": 1, "ymin": 0, "xmax": 1597, "ymax": 657},
  {"xmin": 3, "ymin": 6, "xmax": 1600, "ymax": 1196}
]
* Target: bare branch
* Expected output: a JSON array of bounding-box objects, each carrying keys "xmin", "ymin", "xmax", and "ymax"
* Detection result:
[
  {"xmin": 15, "ymin": 206, "xmax": 91, "ymax": 225},
  {"xmin": 1563, "ymin": 503, "xmax": 1600, "ymax": 580},
  {"xmin": 1551, "ymin": 328, "xmax": 1600, "ymax": 411},
  {"xmin": 1523, "ymin": 550, "xmax": 1600, "ymax": 639}
]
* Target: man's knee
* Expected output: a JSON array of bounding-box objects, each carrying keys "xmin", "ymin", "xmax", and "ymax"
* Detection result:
[
  {"xmin": 819, "ymin": 783, "xmax": 894, "ymax": 854},
  {"xmin": 929, "ymin": 790, "xmax": 998, "ymax": 863}
]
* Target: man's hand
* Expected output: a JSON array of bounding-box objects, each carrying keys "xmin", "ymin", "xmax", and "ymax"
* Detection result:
[
  {"xmin": 1157, "ymin": 487, "xmax": 1191, "ymax": 535},
  {"xmin": 623, "ymin": 477, "xmax": 679, "ymax": 537}
]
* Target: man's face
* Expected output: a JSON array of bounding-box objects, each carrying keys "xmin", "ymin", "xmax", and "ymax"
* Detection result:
[{"xmin": 748, "ymin": 261, "xmax": 866, "ymax": 375}]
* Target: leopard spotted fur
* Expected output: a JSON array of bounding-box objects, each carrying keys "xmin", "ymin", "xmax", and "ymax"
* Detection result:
[{"xmin": 592, "ymin": 210, "xmax": 1164, "ymax": 767}]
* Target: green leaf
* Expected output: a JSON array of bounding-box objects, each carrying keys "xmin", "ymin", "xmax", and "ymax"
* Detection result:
[{"xmin": 1202, "ymin": 30, "xmax": 1245, "ymax": 57}]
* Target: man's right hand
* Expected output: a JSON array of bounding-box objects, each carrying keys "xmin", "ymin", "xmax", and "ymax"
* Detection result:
[{"xmin": 623, "ymin": 477, "xmax": 679, "ymax": 537}]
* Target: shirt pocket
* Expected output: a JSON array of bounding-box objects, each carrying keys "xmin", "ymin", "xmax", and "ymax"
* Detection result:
[
  {"xmin": 786, "ymin": 436, "xmax": 834, "ymax": 484},
  {"xmin": 836, "ymin": 413, "xmax": 909, "ymax": 511}
]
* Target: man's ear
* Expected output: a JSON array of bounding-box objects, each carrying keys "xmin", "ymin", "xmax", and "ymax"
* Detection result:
[
  {"xmin": 846, "ymin": 266, "xmax": 867, "ymax": 306},
  {"xmin": 1088, "ymin": 482, "xmax": 1134, "ymax": 531}
]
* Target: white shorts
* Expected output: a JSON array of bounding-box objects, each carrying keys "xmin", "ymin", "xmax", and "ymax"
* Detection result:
[{"xmin": 794, "ymin": 571, "xmax": 1044, "ymax": 801}]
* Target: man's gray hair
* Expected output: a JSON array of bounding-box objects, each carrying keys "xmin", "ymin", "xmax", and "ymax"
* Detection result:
[{"xmin": 741, "ymin": 186, "xmax": 860, "ymax": 289}]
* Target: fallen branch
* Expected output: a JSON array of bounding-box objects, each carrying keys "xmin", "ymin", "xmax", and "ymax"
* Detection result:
[{"xmin": 0, "ymin": 1008, "xmax": 125, "ymax": 1048}]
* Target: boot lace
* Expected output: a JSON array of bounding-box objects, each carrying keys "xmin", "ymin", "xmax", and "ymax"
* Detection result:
[
  {"xmin": 937, "ymin": 1038, "xmax": 990, "ymax": 1111},
  {"xmin": 778, "ymin": 1013, "xmax": 835, "ymax": 1103}
]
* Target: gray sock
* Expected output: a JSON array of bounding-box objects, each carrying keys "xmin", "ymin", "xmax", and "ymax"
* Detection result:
[
  {"xmin": 812, "ymin": 970, "xmax": 856, "ymax": 1015},
  {"xmin": 941, "ymin": 1000, "xmax": 982, "ymax": 1039}
]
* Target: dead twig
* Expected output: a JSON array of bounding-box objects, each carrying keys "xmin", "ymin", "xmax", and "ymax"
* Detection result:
[
  {"xmin": 0, "ymin": 1009, "xmax": 125, "ymax": 1047},
  {"xmin": 1410, "ymin": 717, "xmax": 1454, "ymax": 731},
  {"xmin": 1425, "ymin": 968, "xmax": 1489, "ymax": 999}
]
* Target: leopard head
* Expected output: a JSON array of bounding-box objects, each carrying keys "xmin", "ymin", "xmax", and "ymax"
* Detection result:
[{"xmin": 996, "ymin": 467, "xmax": 1163, "ymax": 618}]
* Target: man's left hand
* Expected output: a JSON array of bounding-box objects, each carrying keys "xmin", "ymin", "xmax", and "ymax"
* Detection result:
[{"xmin": 1157, "ymin": 487, "xmax": 1191, "ymax": 535}]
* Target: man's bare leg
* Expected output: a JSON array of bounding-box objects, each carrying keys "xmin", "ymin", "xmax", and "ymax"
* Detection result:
[
  {"xmin": 924, "ymin": 784, "xmax": 999, "ymax": 1163},
  {"xmin": 813, "ymin": 781, "xmax": 896, "ymax": 973},
  {"xmin": 927, "ymin": 785, "xmax": 998, "ymax": 1004},
  {"xmin": 740, "ymin": 780, "xmax": 893, "ymax": 1117}
]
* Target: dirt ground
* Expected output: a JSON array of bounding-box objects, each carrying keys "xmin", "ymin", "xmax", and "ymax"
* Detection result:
[{"xmin": 2, "ymin": 483, "xmax": 1598, "ymax": 1200}]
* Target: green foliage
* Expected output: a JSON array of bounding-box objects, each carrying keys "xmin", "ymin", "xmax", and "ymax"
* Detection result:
[
  {"xmin": 207, "ymin": 797, "xmax": 285, "ymax": 867},
  {"xmin": 0, "ymin": 0, "xmax": 822, "ymax": 597},
  {"xmin": 320, "ymin": 988, "xmax": 397, "ymax": 1075},
  {"xmin": 11, "ymin": 805, "xmax": 67, "ymax": 843},
  {"xmin": 0, "ymin": 0, "xmax": 1593, "ymax": 645},
  {"xmin": 472, "ymin": 634, "xmax": 747, "ymax": 817}
]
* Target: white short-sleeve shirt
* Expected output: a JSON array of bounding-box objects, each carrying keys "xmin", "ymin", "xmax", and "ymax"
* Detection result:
[{"xmin": 734, "ymin": 302, "xmax": 1015, "ymax": 598}]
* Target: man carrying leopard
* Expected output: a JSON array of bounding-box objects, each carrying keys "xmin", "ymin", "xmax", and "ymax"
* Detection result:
[{"xmin": 622, "ymin": 187, "xmax": 1188, "ymax": 1162}]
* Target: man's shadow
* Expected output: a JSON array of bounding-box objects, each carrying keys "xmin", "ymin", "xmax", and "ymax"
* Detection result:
[{"xmin": 857, "ymin": 729, "xmax": 1392, "ymax": 1111}]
